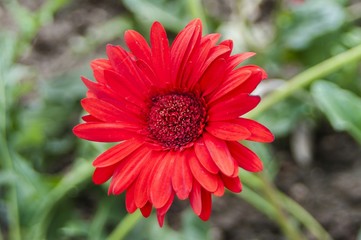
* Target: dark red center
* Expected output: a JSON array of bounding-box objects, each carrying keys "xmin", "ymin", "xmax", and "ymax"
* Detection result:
[{"xmin": 147, "ymin": 92, "xmax": 206, "ymax": 149}]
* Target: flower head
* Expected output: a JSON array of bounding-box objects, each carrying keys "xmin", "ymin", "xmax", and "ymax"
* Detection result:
[{"xmin": 73, "ymin": 19, "xmax": 274, "ymax": 226}]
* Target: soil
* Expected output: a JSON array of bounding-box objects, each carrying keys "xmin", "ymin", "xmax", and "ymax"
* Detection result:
[
  {"xmin": 3, "ymin": 0, "xmax": 361, "ymax": 239},
  {"xmin": 211, "ymin": 126, "xmax": 361, "ymax": 240}
]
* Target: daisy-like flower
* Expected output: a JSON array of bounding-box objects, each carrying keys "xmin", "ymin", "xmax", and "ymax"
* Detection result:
[{"xmin": 73, "ymin": 19, "xmax": 274, "ymax": 227}]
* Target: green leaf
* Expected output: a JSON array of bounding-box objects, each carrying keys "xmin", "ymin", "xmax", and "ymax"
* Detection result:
[
  {"xmin": 256, "ymin": 97, "xmax": 310, "ymax": 137},
  {"xmin": 311, "ymin": 81, "xmax": 361, "ymax": 144},
  {"xmin": 122, "ymin": 0, "xmax": 188, "ymax": 33},
  {"xmin": 280, "ymin": 0, "xmax": 345, "ymax": 49},
  {"xmin": 181, "ymin": 209, "xmax": 210, "ymax": 240}
]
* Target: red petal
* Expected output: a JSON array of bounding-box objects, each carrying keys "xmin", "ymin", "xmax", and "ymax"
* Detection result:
[
  {"xmin": 93, "ymin": 139, "xmax": 143, "ymax": 167},
  {"xmin": 219, "ymin": 39, "xmax": 233, "ymax": 50},
  {"xmin": 232, "ymin": 118, "xmax": 274, "ymax": 143},
  {"xmin": 199, "ymin": 189, "xmax": 212, "ymax": 221},
  {"xmin": 227, "ymin": 141, "xmax": 263, "ymax": 172},
  {"xmin": 206, "ymin": 121, "xmax": 251, "ymax": 141},
  {"xmin": 202, "ymin": 33, "xmax": 221, "ymax": 45},
  {"xmin": 227, "ymin": 52, "xmax": 256, "ymax": 70},
  {"xmin": 212, "ymin": 65, "xmax": 267, "ymax": 102},
  {"xmin": 175, "ymin": 30, "xmax": 202, "ymax": 88},
  {"xmin": 235, "ymin": 66, "xmax": 267, "ymax": 93},
  {"xmin": 150, "ymin": 152, "xmax": 175, "ymax": 208},
  {"xmin": 81, "ymin": 115, "xmax": 101, "ymax": 123},
  {"xmin": 213, "ymin": 178, "xmax": 225, "ymax": 197},
  {"xmin": 81, "ymin": 98, "xmax": 143, "ymax": 123},
  {"xmin": 209, "ymin": 69, "xmax": 252, "ymax": 103},
  {"xmin": 134, "ymin": 151, "xmax": 165, "ymax": 208},
  {"xmin": 81, "ymin": 76, "xmax": 143, "ymax": 115},
  {"xmin": 124, "ymin": 30, "xmax": 151, "ymax": 63},
  {"xmin": 231, "ymin": 160, "xmax": 239, "ymax": 178},
  {"xmin": 106, "ymin": 45, "xmax": 149, "ymax": 91},
  {"xmin": 186, "ymin": 39, "xmax": 213, "ymax": 89},
  {"xmin": 140, "ymin": 202, "xmax": 152, "ymax": 218},
  {"xmin": 203, "ymin": 133, "xmax": 235, "ymax": 176},
  {"xmin": 194, "ymin": 138, "xmax": 219, "ymax": 174},
  {"xmin": 155, "ymin": 192, "xmax": 174, "ymax": 226},
  {"xmin": 221, "ymin": 174, "xmax": 242, "ymax": 193},
  {"xmin": 200, "ymin": 45, "xmax": 230, "ymax": 76},
  {"xmin": 150, "ymin": 22, "xmax": 171, "ymax": 87},
  {"xmin": 157, "ymin": 212, "xmax": 166, "ymax": 227},
  {"xmin": 189, "ymin": 151, "xmax": 218, "ymax": 192},
  {"xmin": 92, "ymin": 165, "xmax": 117, "ymax": 184},
  {"xmin": 73, "ymin": 122, "xmax": 141, "ymax": 142},
  {"xmin": 171, "ymin": 19, "xmax": 202, "ymax": 87},
  {"xmin": 172, "ymin": 151, "xmax": 193, "ymax": 200},
  {"xmin": 208, "ymin": 94, "xmax": 260, "ymax": 121},
  {"xmin": 189, "ymin": 180, "xmax": 202, "ymax": 215},
  {"xmin": 104, "ymin": 70, "xmax": 148, "ymax": 107},
  {"xmin": 136, "ymin": 59, "xmax": 161, "ymax": 88},
  {"xmin": 157, "ymin": 193, "xmax": 174, "ymax": 216},
  {"xmin": 125, "ymin": 183, "xmax": 137, "ymax": 213},
  {"xmin": 90, "ymin": 58, "xmax": 111, "ymax": 84},
  {"xmin": 185, "ymin": 33, "xmax": 222, "ymax": 89},
  {"xmin": 199, "ymin": 58, "xmax": 227, "ymax": 96},
  {"xmin": 108, "ymin": 147, "xmax": 152, "ymax": 195}
]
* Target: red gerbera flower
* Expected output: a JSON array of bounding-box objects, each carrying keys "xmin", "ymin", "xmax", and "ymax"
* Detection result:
[{"xmin": 73, "ymin": 19, "xmax": 274, "ymax": 227}]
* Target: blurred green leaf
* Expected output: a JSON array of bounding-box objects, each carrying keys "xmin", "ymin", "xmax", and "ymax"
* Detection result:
[
  {"xmin": 71, "ymin": 17, "xmax": 133, "ymax": 54},
  {"xmin": 280, "ymin": 0, "xmax": 345, "ymax": 49},
  {"xmin": 122, "ymin": 0, "xmax": 188, "ymax": 33},
  {"xmin": 125, "ymin": 209, "xmax": 209, "ymax": 240},
  {"xmin": 257, "ymin": 97, "xmax": 311, "ymax": 137},
  {"xmin": 244, "ymin": 142, "xmax": 279, "ymax": 180},
  {"xmin": 311, "ymin": 80, "xmax": 361, "ymax": 144},
  {"xmin": 4, "ymin": 0, "xmax": 37, "ymax": 40},
  {"xmin": 0, "ymin": 170, "xmax": 17, "ymax": 185},
  {"xmin": 181, "ymin": 209, "xmax": 210, "ymax": 240},
  {"xmin": 127, "ymin": 216, "xmax": 181, "ymax": 240}
]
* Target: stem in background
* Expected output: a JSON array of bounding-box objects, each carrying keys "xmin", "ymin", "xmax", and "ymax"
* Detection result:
[
  {"xmin": 0, "ymin": 37, "xmax": 21, "ymax": 240},
  {"xmin": 279, "ymin": 192, "xmax": 332, "ymax": 240},
  {"xmin": 30, "ymin": 161, "xmax": 93, "ymax": 239},
  {"xmin": 240, "ymin": 172, "xmax": 332, "ymax": 240},
  {"xmin": 106, "ymin": 211, "xmax": 142, "ymax": 240},
  {"xmin": 186, "ymin": 0, "xmax": 209, "ymax": 34},
  {"xmin": 89, "ymin": 199, "xmax": 113, "ymax": 240},
  {"xmin": 239, "ymin": 38, "xmax": 361, "ymax": 240},
  {"xmin": 0, "ymin": 138, "xmax": 21, "ymax": 240},
  {"xmin": 240, "ymin": 186, "xmax": 278, "ymax": 220},
  {"xmin": 257, "ymin": 173, "xmax": 304, "ymax": 240},
  {"xmin": 247, "ymin": 43, "xmax": 361, "ymax": 119}
]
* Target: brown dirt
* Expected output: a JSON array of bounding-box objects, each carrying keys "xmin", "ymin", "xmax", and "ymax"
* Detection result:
[{"xmin": 6, "ymin": 0, "xmax": 361, "ymax": 239}]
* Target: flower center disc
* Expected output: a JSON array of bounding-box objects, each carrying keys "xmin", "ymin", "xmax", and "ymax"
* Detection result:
[{"xmin": 147, "ymin": 92, "xmax": 206, "ymax": 149}]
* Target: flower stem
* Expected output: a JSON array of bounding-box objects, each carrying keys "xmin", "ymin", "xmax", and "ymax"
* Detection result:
[
  {"xmin": 0, "ymin": 36, "xmax": 21, "ymax": 240},
  {"xmin": 240, "ymin": 185, "xmax": 278, "ymax": 220},
  {"xmin": 247, "ymin": 43, "xmax": 361, "ymax": 119},
  {"xmin": 240, "ymin": 172, "xmax": 332, "ymax": 239},
  {"xmin": 240, "ymin": 37, "xmax": 361, "ymax": 240},
  {"xmin": 106, "ymin": 211, "xmax": 142, "ymax": 240},
  {"xmin": 279, "ymin": 192, "xmax": 332, "ymax": 240},
  {"xmin": 30, "ymin": 160, "xmax": 93, "ymax": 239},
  {"xmin": 186, "ymin": 0, "xmax": 209, "ymax": 33},
  {"xmin": 256, "ymin": 173, "xmax": 304, "ymax": 240}
]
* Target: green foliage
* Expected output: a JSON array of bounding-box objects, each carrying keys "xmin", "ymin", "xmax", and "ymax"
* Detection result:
[
  {"xmin": 278, "ymin": 0, "xmax": 346, "ymax": 50},
  {"xmin": 311, "ymin": 81, "xmax": 361, "ymax": 144},
  {"xmin": 0, "ymin": 0, "xmax": 360, "ymax": 239},
  {"xmin": 125, "ymin": 209, "xmax": 210, "ymax": 240},
  {"xmin": 122, "ymin": 0, "xmax": 189, "ymax": 33}
]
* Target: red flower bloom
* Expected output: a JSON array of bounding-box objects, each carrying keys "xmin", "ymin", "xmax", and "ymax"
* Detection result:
[{"xmin": 73, "ymin": 19, "xmax": 274, "ymax": 227}]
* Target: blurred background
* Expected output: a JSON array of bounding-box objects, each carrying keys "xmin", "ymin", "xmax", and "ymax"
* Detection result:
[{"xmin": 0, "ymin": 0, "xmax": 360, "ymax": 239}]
